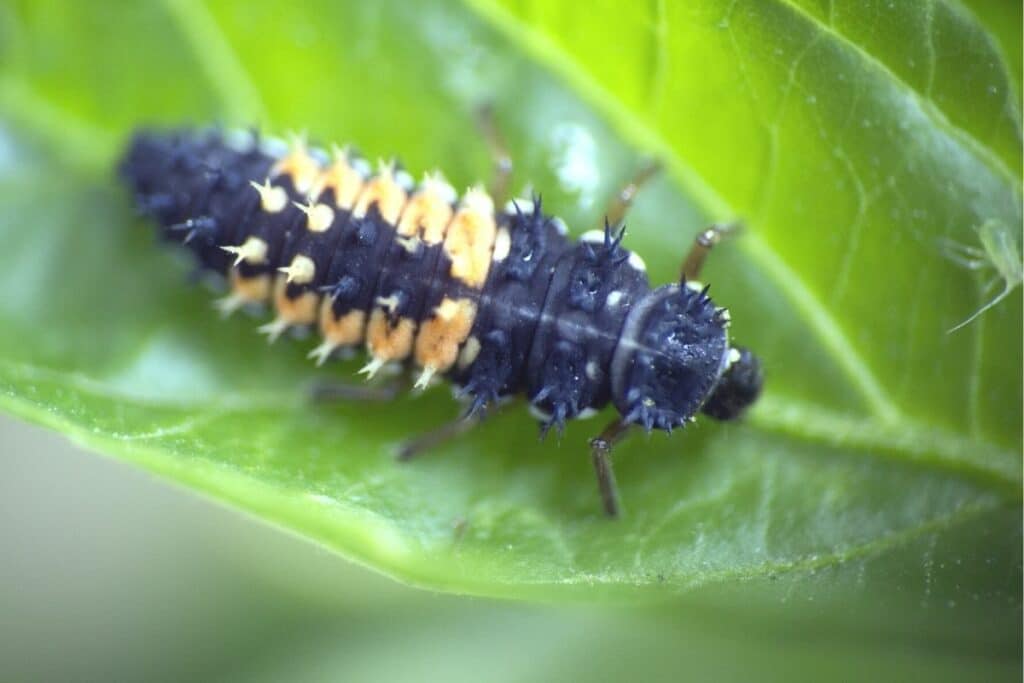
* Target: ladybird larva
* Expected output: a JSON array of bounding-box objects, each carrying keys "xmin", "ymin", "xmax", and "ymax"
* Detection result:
[{"xmin": 118, "ymin": 126, "xmax": 763, "ymax": 517}]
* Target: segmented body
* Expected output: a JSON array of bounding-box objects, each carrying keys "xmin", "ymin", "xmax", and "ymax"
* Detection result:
[{"xmin": 119, "ymin": 128, "xmax": 728, "ymax": 433}]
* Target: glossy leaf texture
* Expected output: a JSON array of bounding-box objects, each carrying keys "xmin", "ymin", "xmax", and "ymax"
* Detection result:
[{"xmin": 0, "ymin": 0, "xmax": 1019, "ymax": 644}]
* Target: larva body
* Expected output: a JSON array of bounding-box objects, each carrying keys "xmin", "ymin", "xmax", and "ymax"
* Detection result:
[{"xmin": 119, "ymin": 127, "xmax": 759, "ymax": 444}]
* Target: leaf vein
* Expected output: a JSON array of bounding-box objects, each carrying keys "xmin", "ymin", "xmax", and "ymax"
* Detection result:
[
  {"xmin": 772, "ymin": 0, "xmax": 1021, "ymax": 185},
  {"xmin": 160, "ymin": 0, "xmax": 269, "ymax": 126}
]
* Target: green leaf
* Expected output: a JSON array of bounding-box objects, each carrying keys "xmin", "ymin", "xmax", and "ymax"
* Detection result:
[{"xmin": 0, "ymin": 0, "xmax": 1019, "ymax": 643}]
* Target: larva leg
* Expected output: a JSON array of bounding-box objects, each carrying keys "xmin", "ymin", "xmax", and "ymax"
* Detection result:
[
  {"xmin": 309, "ymin": 376, "xmax": 405, "ymax": 403},
  {"xmin": 396, "ymin": 414, "xmax": 482, "ymax": 461},
  {"xmin": 603, "ymin": 159, "xmax": 662, "ymax": 230},
  {"xmin": 588, "ymin": 418, "xmax": 632, "ymax": 518},
  {"xmin": 396, "ymin": 397, "xmax": 519, "ymax": 461},
  {"xmin": 681, "ymin": 222, "xmax": 743, "ymax": 281},
  {"xmin": 476, "ymin": 104, "xmax": 513, "ymax": 207}
]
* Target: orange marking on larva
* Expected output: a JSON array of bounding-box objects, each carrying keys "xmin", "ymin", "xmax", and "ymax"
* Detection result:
[
  {"xmin": 318, "ymin": 300, "xmax": 366, "ymax": 346},
  {"xmin": 353, "ymin": 166, "xmax": 408, "ymax": 224},
  {"xmin": 273, "ymin": 276, "xmax": 319, "ymax": 325},
  {"xmin": 396, "ymin": 186, "xmax": 454, "ymax": 243},
  {"xmin": 272, "ymin": 147, "xmax": 321, "ymax": 195},
  {"xmin": 312, "ymin": 153, "xmax": 365, "ymax": 210},
  {"xmin": 443, "ymin": 187, "xmax": 497, "ymax": 289},
  {"xmin": 366, "ymin": 310, "xmax": 416, "ymax": 361},
  {"xmin": 230, "ymin": 270, "xmax": 272, "ymax": 303},
  {"xmin": 414, "ymin": 297, "xmax": 477, "ymax": 373}
]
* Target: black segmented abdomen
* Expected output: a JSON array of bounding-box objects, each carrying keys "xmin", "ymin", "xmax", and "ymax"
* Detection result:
[
  {"xmin": 449, "ymin": 198, "xmax": 570, "ymax": 414},
  {"xmin": 118, "ymin": 127, "xmax": 727, "ymax": 435}
]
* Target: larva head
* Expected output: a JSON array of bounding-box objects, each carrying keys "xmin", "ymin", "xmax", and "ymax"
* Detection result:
[
  {"xmin": 610, "ymin": 283, "xmax": 736, "ymax": 431},
  {"xmin": 701, "ymin": 346, "xmax": 763, "ymax": 420}
]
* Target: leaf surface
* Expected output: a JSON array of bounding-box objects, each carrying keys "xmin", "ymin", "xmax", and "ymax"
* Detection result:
[{"xmin": 0, "ymin": 0, "xmax": 1019, "ymax": 649}]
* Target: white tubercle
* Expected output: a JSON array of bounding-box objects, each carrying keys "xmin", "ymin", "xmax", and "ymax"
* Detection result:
[
  {"xmin": 627, "ymin": 251, "xmax": 647, "ymax": 272},
  {"xmin": 461, "ymin": 184, "xmax": 494, "ymax": 215},
  {"xmin": 421, "ymin": 170, "xmax": 457, "ymax": 204}
]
